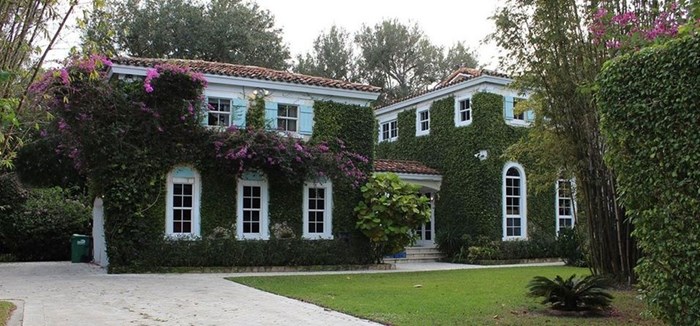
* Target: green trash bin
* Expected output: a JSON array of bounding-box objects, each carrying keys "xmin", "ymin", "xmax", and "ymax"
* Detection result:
[{"xmin": 71, "ymin": 234, "xmax": 91, "ymax": 263}]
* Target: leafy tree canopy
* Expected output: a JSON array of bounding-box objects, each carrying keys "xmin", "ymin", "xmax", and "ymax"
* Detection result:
[
  {"xmin": 294, "ymin": 25, "xmax": 356, "ymax": 82},
  {"xmin": 83, "ymin": 0, "xmax": 290, "ymax": 70}
]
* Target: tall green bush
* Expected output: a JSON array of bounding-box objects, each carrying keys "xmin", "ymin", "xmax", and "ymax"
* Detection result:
[
  {"xmin": 0, "ymin": 187, "xmax": 90, "ymax": 261},
  {"xmin": 597, "ymin": 34, "xmax": 700, "ymax": 324},
  {"xmin": 355, "ymin": 173, "xmax": 431, "ymax": 261}
]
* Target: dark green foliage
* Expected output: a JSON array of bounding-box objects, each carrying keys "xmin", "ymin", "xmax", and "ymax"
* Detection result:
[
  {"xmin": 14, "ymin": 135, "xmax": 85, "ymax": 189},
  {"xmin": 597, "ymin": 34, "xmax": 700, "ymax": 324},
  {"xmin": 458, "ymin": 238, "xmax": 558, "ymax": 263},
  {"xmin": 527, "ymin": 274, "xmax": 613, "ymax": 311},
  {"xmin": 376, "ymin": 93, "xmax": 556, "ymax": 260},
  {"xmin": 87, "ymin": 0, "xmax": 290, "ymax": 69},
  {"xmin": 556, "ymin": 227, "xmax": 587, "ymax": 267},
  {"xmin": 355, "ymin": 173, "xmax": 431, "ymax": 261},
  {"xmin": 108, "ymin": 237, "xmax": 374, "ymax": 273},
  {"xmin": 0, "ymin": 187, "xmax": 90, "ymax": 261},
  {"xmin": 246, "ymin": 95, "xmax": 266, "ymax": 129},
  {"xmin": 0, "ymin": 173, "xmax": 28, "ymax": 214}
]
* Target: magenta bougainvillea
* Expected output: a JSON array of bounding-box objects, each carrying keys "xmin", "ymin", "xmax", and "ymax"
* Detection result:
[
  {"xmin": 31, "ymin": 55, "xmax": 369, "ymax": 187},
  {"xmin": 589, "ymin": 2, "xmax": 692, "ymax": 51}
]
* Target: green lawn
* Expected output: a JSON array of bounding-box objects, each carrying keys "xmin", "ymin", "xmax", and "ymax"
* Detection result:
[
  {"xmin": 230, "ymin": 266, "xmax": 659, "ymax": 325},
  {"xmin": 0, "ymin": 301, "xmax": 15, "ymax": 326}
]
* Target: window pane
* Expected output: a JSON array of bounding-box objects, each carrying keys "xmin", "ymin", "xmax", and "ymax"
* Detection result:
[
  {"xmin": 506, "ymin": 168, "xmax": 520, "ymax": 176},
  {"xmin": 174, "ymin": 195, "xmax": 182, "ymax": 207},
  {"xmin": 252, "ymin": 186, "xmax": 260, "ymax": 197},
  {"xmin": 243, "ymin": 186, "xmax": 251, "ymax": 197},
  {"xmin": 183, "ymin": 196, "xmax": 192, "ymax": 208},
  {"xmin": 182, "ymin": 209, "xmax": 191, "ymax": 221},
  {"xmin": 252, "ymin": 197, "xmax": 260, "ymax": 209}
]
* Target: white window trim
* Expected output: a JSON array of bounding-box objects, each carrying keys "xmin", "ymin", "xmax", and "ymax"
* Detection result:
[
  {"xmin": 206, "ymin": 97, "xmax": 232, "ymax": 128},
  {"xmin": 302, "ymin": 180, "xmax": 333, "ymax": 239},
  {"xmin": 277, "ymin": 103, "xmax": 299, "ymax": 132},
  {"xmin": 454, "ymin": 96, "xmax": 473, "ymax": 127},
  {"xmin": 502, "ymin": 162, "xmax": 527, "ymax": 240},
  {"xmin": 416, "ymin": 108, "xmax": 430, "ymax": 137},
  {"xmin": 236, "ymin": 179, "xmax": 270, "ymax": 240},
  {"xmin": 379, "ymin": 119, "xmax": 398, "ymax": 142},
  {"xmin": 555, "ymin": 179, "xmax": 577, "ymax": 234},
  {"xmin": 165, "ymin": 168, "xmax": 201, "ymax": 238}
]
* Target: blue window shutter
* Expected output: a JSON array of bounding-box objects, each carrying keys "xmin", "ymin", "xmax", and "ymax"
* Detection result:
[
  {"xmin": 504, "ymin": 97, "xmax": 514, "ymax": 120},
  {"xmin": 299, "ymin": 105, "xmax": 313, "ymax": 136},
  {"xmin": 526, "ymin": 109, "xmax": 535, "ymax": 122},
  {"xmin": 264, "ymin": 101, "xmax": 278, "ymax": 130},
  {"xmin": 231, "ymin": 98, "xmax": 247, "ymax": 127}
]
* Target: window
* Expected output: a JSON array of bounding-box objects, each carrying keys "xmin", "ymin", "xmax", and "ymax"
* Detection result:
[
  {"xmin": 512, "ymin": 98, "xmax": 525, "ymax": 121},
  {"xmin": 237, "ymin": 178, "xmax": 269, "ymax": 240},
  {"xmin": 277, "ymin": 104, "xmax": 298, "ymax": 132},
  {"xmin": 556, "ymin": 179, "xmax": 575, "ymax": 233},
  {"xmin": 379, "ymin": 120, "xmax": 398, "ymax": 142},
  {"xmin": 503, "ymin": 163, "xmax": 527, "ymax": 240},
  {"xmin": 416, "ymin": 109, "xmax": 430, "ymax": 136},
  {"xmin": 455, "ymin": 98, "xmax": 472, "ymax": 126},
  {"xmin": 166, "ymin": 167, "xmax": 201, "ymax": 237},
  {"xmin": 207, "ymin": 98, "xmax": 231, "ymax": 127},
  {"xmin": 303, "ymin": 180, "xmax": 333, "ymax": 239}
]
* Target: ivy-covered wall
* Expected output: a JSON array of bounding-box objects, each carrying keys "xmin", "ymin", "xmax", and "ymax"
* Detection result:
[
  {"xmin": 376, "ymin": 93, "xmax": 556, "ymax": 256},
  {"xmin": 35, "ymin": 58, "xmax": 377, "ymax": 272},
  {"xmin": 125, "ymin": 100, "xmax": 376, "ymax": 273}
]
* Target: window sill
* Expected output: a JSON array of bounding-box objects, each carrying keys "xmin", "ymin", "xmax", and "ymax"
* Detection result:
[
  {"xmin": 502, "ymin": 236, "xmax": 528, "ymax": 241},
  {"xmin": 165, "ymin": 233, "xmax": 200, "ymax": 240},
  {"xmin": 302, "ymin": 234, "xmax": 334, "ymax": 240},
  {"xmin": 455, "ymin": 120, "xmax": 473, "ymax": 127},
  {"xmin": 415, "ymin": 131, "xmax": 430, "ymax": 137},
  {"xmin": 505, "ymin": 120, "xmax": 531, "ymax": 127}
]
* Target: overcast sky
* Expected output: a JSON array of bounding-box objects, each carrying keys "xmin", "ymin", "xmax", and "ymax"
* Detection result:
[
  {"xmin": 50, "ymin": 0, "xmax": 505, "ymax": 69},
  {"xmin": 255, "ymin": 0, "xmax": 504, "ymax": 69}
]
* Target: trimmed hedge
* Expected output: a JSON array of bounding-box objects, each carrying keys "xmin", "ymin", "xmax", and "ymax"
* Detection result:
[
  {"xmin": 597, "ymin": 34, "xmax": 700, "ymax": 324},
  {"xmin": 376, "ymin": 93, "xmax": 557, "ymax": 259}
]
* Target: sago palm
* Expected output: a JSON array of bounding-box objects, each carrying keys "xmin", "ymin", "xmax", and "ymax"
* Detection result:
[{"xmin": 527, "ymin": 274, "xmax": 613, "ymax": 311}]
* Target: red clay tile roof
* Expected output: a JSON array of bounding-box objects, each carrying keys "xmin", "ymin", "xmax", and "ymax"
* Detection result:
[
  {"xmin": 111, "ymin": 57, "xmax": 382, "ymax": 93},
  {"xmin": 375, "ymin": 159, "xmax": 441, "ymax": 175},
  {"xmin": 375, "ymin": 67, "xmax": 511, "ymax": 109}
]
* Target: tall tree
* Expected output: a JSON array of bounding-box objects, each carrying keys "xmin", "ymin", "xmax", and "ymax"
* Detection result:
[
  {"xmin": 355, "ymin": 19, "xmax": 443, "ymax": 102},
  {"xmin": 440, "ymin": 42, "xmax": 479, "ymax": 76},
  {"xmin": 83, "ymin": 0, "xmax": 290, "ymax": 70},
  {"xmin": 294, "ymin": 25, "xmax": 356, "ymax": 81},
  {"xmin": 1, "ymin": 0, "xmax": 78, "ymax": 170},
  {"xmin": 490, "ymin": 0, "xmax": 687, "ymax": 283}
]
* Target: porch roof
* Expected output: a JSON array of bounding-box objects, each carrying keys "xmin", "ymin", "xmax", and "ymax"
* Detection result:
[{"xmin": 374, "ymin": 159, "xmax": 440, "ymax": 175}]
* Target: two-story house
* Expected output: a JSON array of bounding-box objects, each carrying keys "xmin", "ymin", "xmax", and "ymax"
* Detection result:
[
  {"xmin": 92, "ymin": 58, "xmax": 381, "ymax": 268},
  {"xmin": 375, "ymin": 68, "xmax": 575, "ymax": 256}
]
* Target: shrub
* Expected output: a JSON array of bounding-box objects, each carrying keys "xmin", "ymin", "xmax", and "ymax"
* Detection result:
[
  {"xmin": 0, "ymin": 187, "xmax": 91, "ymax": 261},
  {"xmin": 355, "ymin": 173, "xmax": 431, "ymax": 262},
  {"xmin": 527, "ymin": 274, "xmax": 613, "ymax": 311},
  {"xmin": 557, "ymin": 228, "xmax": 587, "ymax": 267},
  {"xmin": 457, "ymin": 238, "xmax": 559, "ymax": 263}
]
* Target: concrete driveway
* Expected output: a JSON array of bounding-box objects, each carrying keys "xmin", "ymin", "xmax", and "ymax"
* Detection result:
[{"xmin": 0, "ymin": 262, "xmax": 379, "ymax": 326}]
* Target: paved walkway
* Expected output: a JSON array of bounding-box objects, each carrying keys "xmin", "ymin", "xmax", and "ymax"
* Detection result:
[{"xmin": 0, "ymin": 261, "xmax": 563, "ymax": 326}]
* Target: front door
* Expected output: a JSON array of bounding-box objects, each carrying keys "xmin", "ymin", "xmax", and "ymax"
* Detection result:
[{"xmin": 415, "ymin": 192, "xmax": 435, "ymax": 247}]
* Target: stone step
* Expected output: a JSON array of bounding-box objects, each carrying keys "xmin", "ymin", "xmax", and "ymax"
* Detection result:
[
  {"xmin": 383, "ymin": 257, "xmax": 443, "ymax": 264},
  {"xmin": 406, "ymin": 252, "xmax": 444, "ymax": 259},
  {"xmin": 405, "ymin": 247, "xmax": 442, "ymax": 254}
]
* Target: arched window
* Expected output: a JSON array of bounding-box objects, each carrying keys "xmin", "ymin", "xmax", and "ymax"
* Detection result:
[
  {"xmin": 503, "ymin": 162, "xmax": 527, "ymax": 240},
  {"xmin": 166, "ymin": 166, "xmax": 201, "ymax": 237}
]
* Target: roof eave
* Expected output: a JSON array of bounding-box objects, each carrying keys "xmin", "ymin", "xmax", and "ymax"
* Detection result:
[
  {"xmin": 375, "ymin": 75, "xmax": 513, "ymax": 115},
  {"xmin": 109, "ymin": 64, "xmax": 381, "ymax": 101}
]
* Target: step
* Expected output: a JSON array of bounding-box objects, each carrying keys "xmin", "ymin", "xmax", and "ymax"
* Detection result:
[{"xmin": 383, "ymin": 257, "xmax": 443, "ymax": 264}]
